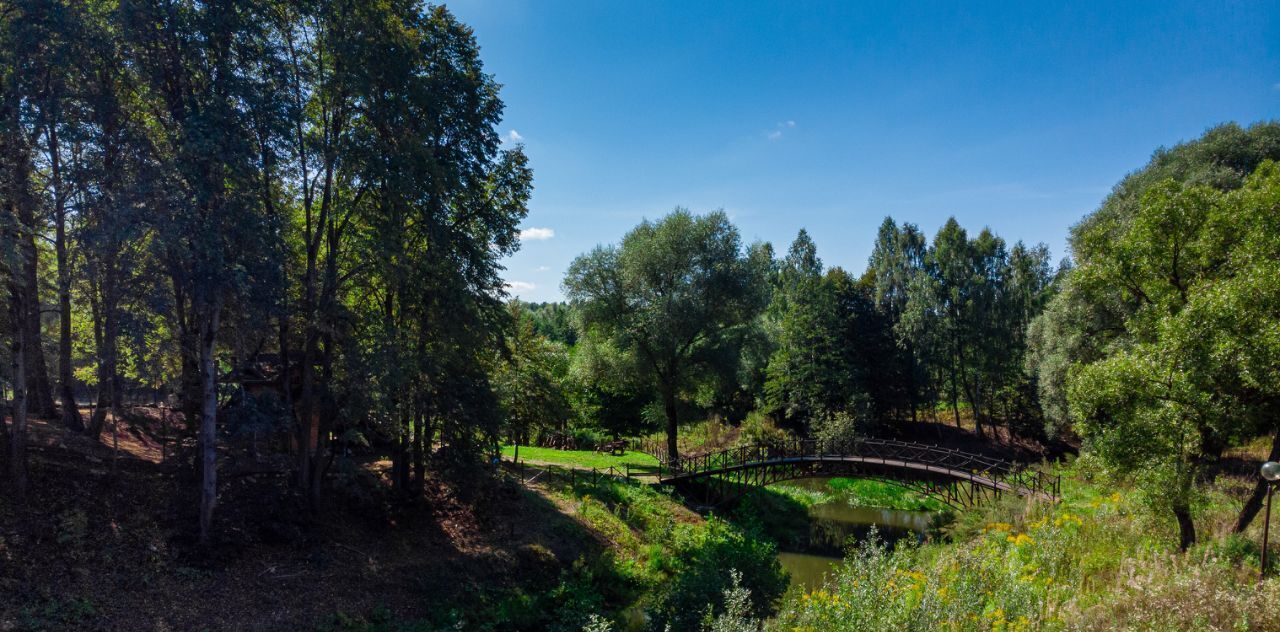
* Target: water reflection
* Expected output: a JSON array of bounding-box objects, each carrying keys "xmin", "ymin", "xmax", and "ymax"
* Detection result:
[{"xmin": 774, "ymin": 478, "xmax": 937, "ymax": 591}]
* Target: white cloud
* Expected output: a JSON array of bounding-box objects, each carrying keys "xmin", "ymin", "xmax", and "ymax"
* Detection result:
[
  {"xmin": 506, "ymin": 129, "xmax": 524, "ymax": 142},
  {"xmin": 767, "ymin": 120, "xmax": 796, "ymax": 140},
  {"xmin": 506, "ymin": 281, "xmax": 537, "ymax": 292},
  {"xmin": 535, "ymin": 265, "xmax": 550, "ymax": 272},
  {"xmin": 519, "ymin": 227, "xmax": 555, "ymax": 241}
]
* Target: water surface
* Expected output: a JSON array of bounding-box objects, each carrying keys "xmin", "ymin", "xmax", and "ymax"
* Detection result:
[{"xmin": 773, "ymin": 478, "xmax": 937, "ymax": 591}]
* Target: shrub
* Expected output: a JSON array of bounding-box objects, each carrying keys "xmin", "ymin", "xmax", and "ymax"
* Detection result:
[
  {"xmin": 738, "ymin": 411, "xmax": 791, "ymax": 447},
  {"xmin": 647, "ymin": 517, "xmax": 787, "ymax": 630}
]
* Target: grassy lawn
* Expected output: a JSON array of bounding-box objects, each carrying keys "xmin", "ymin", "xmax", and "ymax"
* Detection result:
[{"xmin": 502, "ymin": 444, "xmax": 660, "ymax": 470}]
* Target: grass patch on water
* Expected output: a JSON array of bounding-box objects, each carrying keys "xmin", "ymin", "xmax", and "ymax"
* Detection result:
[{"xmin": 826, "ymin": 478, "xmax": 949, "ymax": 512}]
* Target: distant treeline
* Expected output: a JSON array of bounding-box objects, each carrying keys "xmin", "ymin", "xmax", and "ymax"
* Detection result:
[{"xmin": 508, "ymin": 211, "xmax": 1059, "ymax": 459}]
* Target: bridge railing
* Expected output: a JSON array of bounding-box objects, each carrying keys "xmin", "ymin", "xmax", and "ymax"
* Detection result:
[{"xmin": 651, "ymin": 437, "xmax": 1060, "ymax": 500}]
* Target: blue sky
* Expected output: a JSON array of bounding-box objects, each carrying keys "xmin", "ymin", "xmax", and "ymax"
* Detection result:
[{"xmin": 447, "ymin": 1, "xmax": 1280, "ymax": 303}]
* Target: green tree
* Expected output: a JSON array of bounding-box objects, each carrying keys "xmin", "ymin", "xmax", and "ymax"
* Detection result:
[
  {"xmin": 1030, "ymin": 122, "xmax": 1280, "ymax": 438},
  {"xmin": 764, "ymin": 230, "xmax": 841, "ymax": 430},
  {"xmin": 1028, "ymin": 122, "xmax": 1280, "ymax": 537},
  {"xmin": 334, "ymin": 3, "xmax": 530, "ymax": 493},
  {"xmin": 568, "ymin": 330, "xmax": 654, "ymax": 440},
  {"xmin": 120, "ymin": 0, "xmax": 289, "ymax": 542},
  {"xmin": 494, "ymin": 302, "xmax": 571, "ymax": 460},
  {"xmin": 1067, "ymin": 179, "xmax": 1241, "ymax": 549},
  {"xmin": 564, "ymin": 209, "xmax": 769, "ymax": 461},
  {"xmin": 868, "ymin": 217, "xmax": 929, "ymax": 421}
]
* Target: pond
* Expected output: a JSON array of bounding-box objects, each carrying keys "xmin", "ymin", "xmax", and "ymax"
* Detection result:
[{"xmin": 773, "ymin": 478, "xmax": 940, "ymax": 591}]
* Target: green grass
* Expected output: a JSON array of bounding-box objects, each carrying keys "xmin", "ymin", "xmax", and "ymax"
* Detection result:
[
  {"xmin": 501, "ymin": 444, "xmax": 659, "ymax": 470},
  {"xmin": 825, "ymin": 478, "xmax": 949, "ymax": 512},
  {"xmin": 761, "ymin": 478, "xmax": 948, "ymax": 512},
  {"xmin": 760, "ymin": 463, "xmax": 1280, "ymax": 631}
]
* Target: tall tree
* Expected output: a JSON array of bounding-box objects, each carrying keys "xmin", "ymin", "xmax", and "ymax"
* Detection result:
[
  {"xmin": 1027, "ymin": 122, "xmax": 1280, "ymax": 537},
  {"xmin": 120, "ymin": 0, "xmax": 287, "ymax": 542},
  {"xmin": 565, "ymin": 210, "xmax": 769, "ymax": 461},
  {"xmin": 493, "ymin": 302, "xmax": 570, "ymax": 460},
  {"xmin": 1, "ymin": 1, "xmax": 59, "ymax": 422},
  {"xmin": 868, "ymin": 217, "xmax": 928, "ymax": 421},
  {"xmin": 764, "ymin": 230, "xmax": 835, "ymax": 430}
]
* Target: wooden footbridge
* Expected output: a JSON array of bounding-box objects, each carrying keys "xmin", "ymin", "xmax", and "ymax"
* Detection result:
[{"xmin": 639, "ymin": 438, "xmax": 1059, "ymax": 509}]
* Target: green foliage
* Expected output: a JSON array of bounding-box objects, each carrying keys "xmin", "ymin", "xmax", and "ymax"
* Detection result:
[
  {"xmin": 823, "ymin": 479, "xmax": 948, "ymax": 512},
  {"xmin": 18, "ymin": 596, "xmax": 97, "ymax": 631},
  {"xmin": 522, "ymin": 301, "xmax": 579, "ymax": 346},
  {"xmin": 702, "ymin": 570, "xmax": 765, "ymax": 632},
  {"xmin": 494, "ymin": 302, "xmax": 573, "ymax": 446},
  {"xmin": 1046, "ymin": 154, "xmax": 1280, "ymax": 547},
  {"xmin": 811, "ymin": 404, "xmax": 869, "ymax": 448},
  {"xmin": 568, "ymin": 331, "xmax": 655, "ymax": 439},
  {"xmin": 764, "ymin": 231, "xmax": 842, "ymax": 429},
  {"xmin": 900, "ymin": 218, "xmax": 1055, "ymax": 437},
  {"xmin": 1029, "ymin": 122, "xmax": 1280, "ymax": 437},
  {"xmin": 565, "ymin": 209, "xmax": 771, "ymax": 458},
  {"xmin": 524, "ymin": 476, "xmax": 789, "ymax": 632},
  {"xmin": 769, "ymin": 474, "xmax": 1280, "ymax": 631},
  {"xmin": 738, "ymin": 411, "xmax": 792, "ymax": 447},
  {"xmin": 647, "ymin": 517, "xmax": 788, "ymax": 631}
]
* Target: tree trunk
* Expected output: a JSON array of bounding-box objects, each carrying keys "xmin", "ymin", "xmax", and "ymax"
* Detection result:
[
  {"xmin": 393, "ymin": 411, "xmax": 411, "ymax": 495},
  {"xmin": 412, "ymin": 409, "xmax": 425, "ymax": 493},
  {"xmin": 948, "ymin": 365, "xmax": 961, "ymax": 428},
  {"xmin": 9, "ymin": 286, "xmax": 28, "ymax": 501},
  {"xmin": 296, "ymin": 278, "xmax": 314, "ymax": 491},
  {"xmin": 49, "ymin": 125, "xmax": 83, "ymax": 431},
  {"xmin": 174, "ymin": 279, "xmax": 203, "ymax": 436},
  {"xmin": 956, "ymin": 343, "xmax": 984, "ymax": 438},
  {"xmin": 662, "ymin": 383, "xmax": 679, "ymax": 464},
  {"xmin": 309, "ymin": 401, "xmax": 334, "ymax": 504},
  {"xmin": 16, "ymin": 174, "xmax": 55, "ymax": 420},
  {"xmin": 1235, "ymin": 427, "xmax": 1280, "ymax": 533},
  {"xmin": 87, "ymin": 275, "xmax": 121, "ymax": 439},
  {"xmin": 197, "ymin": 308, "xmax": 221, "ymax": 544},
  {"xmin": 1174, "ymin": 501, "xmax": 1196, "ymax": 552}
]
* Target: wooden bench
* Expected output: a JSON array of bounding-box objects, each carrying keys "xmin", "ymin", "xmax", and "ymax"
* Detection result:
[{"xmin": 596, "ymin": 439, "xmax": 627, "ymax": 456}]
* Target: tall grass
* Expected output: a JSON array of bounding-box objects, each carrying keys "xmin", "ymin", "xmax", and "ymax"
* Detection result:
[{"xmin": 765, "ymin": 463, "xmax": 1280, "ymax": 631}]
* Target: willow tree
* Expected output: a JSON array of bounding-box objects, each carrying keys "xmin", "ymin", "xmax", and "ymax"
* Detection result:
[{"xmin": 565, "ymin": 209, "xmax": 769, "ymax": 461}]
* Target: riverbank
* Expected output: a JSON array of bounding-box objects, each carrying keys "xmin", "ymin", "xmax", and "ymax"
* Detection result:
[{"xmin": 713, "ymin": 461, "xmax": 1280, "ymax": 631}]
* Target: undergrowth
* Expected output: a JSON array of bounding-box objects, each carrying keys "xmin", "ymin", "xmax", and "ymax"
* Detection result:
[{"xmin": 736, "ymin": 460, "xmax": 1280, "ymax": 631}]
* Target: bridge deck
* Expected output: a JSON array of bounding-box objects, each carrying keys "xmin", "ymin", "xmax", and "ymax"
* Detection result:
[
  {"xmin": 662, "ymin": 454, "xmax": 1036, "ymax": 496},
  {"xmin": 640, "ymin": 438, "xmax": 1059, "ymax": 505}
]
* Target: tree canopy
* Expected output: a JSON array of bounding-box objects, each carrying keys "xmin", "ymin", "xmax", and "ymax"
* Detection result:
[{"xmin": 564, "ymin": 209, "xmax": 770, "ymax": 460}]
